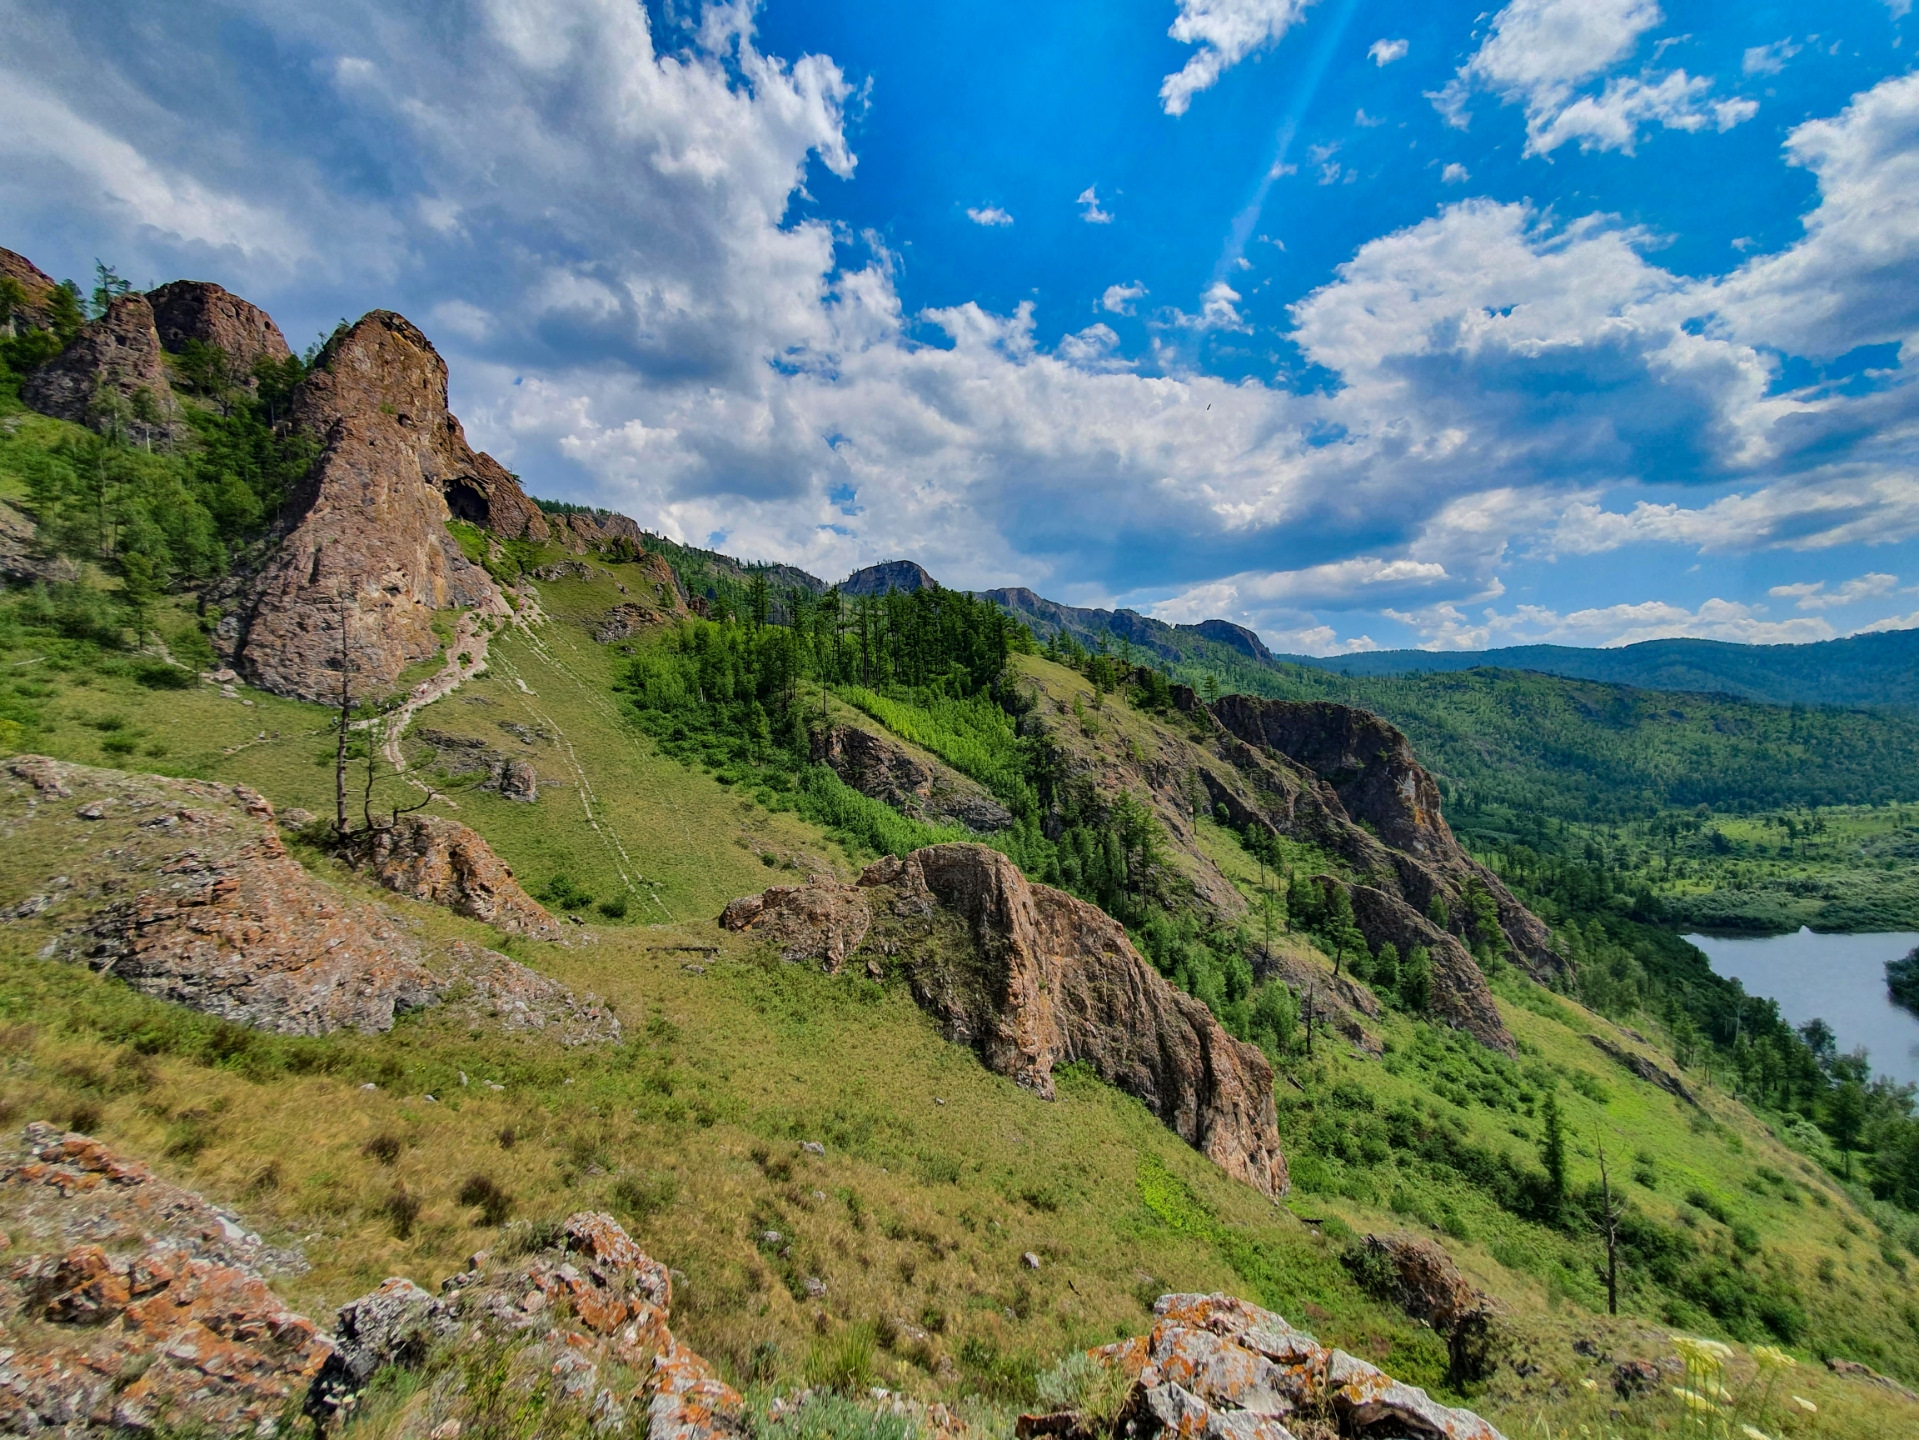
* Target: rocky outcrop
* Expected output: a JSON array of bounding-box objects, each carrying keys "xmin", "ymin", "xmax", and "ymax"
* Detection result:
[
  {"xmin": 585, "ymin": 552, "xmax": 690, "ymax": 639},
  {"xmin": 840, "ymin": 560, "xmax": 936, "ymax": 595},
  {"xmin": 1586, "ymin": 1033, "xmax": 1699, "ymax": 1107},
  {"xmin": 1345, "ymin": 885, "xmax": 1513, "ymax": 1056},
  {"xmin": 720, "ymin": 874, "xmax": 872, "ymax": 971},
  {"xmin": 722, "ymin": 844, "xmax": 1288, "ymax": 1200},
  {"xmin": 542, "ymin": 507, "xmax": 647, "ymax": 554},
  {"xmin": 436, "ymin": 940, "xmax": 624, "ymax": 1045},
  {"xmin": 21, "ymin": 294, "xmax": 178, "ymax": 446},
  {"xmin": 1019, "ymin": 1291, "xmax": 1504, "ymax": 1440},
  {"xmin": 1009, "ymin": 664, "xmax": 1516, "ymax": 1051},
  {"xmin": 222, "ymin": 311, "xmax": 510, "ymax": 701},
  {"xmin": 145, "ymin": 280, "xmax": 291, "ymax": 375},
  {"xmin": 0, "ymin": 248, "xmax": 61, "ymax": 333},
  {"xmin": 357, "ymin": 812, "xmax": 562, "ymax": 939},
  {"xmin": 0, "ymin": 496, "xmax": 78, "ymax": 586},
  {"xmin": 3, "ymin": 757, "xmax": 614, "ymax": 1042},
  {"xmin": 0, "ymin": 1123, "xmax": 331, "ymax": 1437},
  {"xmin": 310, "ymin": 1211, "xmax": 744, "ymax": 1440},
  {"xmin": 811, "ymin": 724, "xmax": 1012, "ymax": 832},
  {"xmin": 1210, "ymin": 695, "xmax": 1560, "ymax": 979}
]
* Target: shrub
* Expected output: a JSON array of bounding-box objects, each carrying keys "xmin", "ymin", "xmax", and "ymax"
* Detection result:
[
  {"xmin": 597, "ymin": 895, "xmax": 629, "ymax": 919},
  {"xmin": 362, "ymin": 1132, "xmax": 404, "ymax": 1165},
  {"xmin": 761, "ymin": 1390, "xmax": 917, "ymax": 1440},
  {"xmin": 805, "ymin": 1322, "xmax": 878, "ymax": 1395},
  {"xmin": 458, "ymin": 1174, "xmax": 514, "ymax": 1226},
  {"xmin": 1034, "ymin": 1349, "xmax": 1133, "ymax": 1421},
  {"xmin": 611, "ymin": 1170, "xmax": 680, "ymax": 1221},
  {"xmin": 132, "ymin": 661, "xmax": 193, "ymax": 689},
  {"xmin": 384, "ymin": 1184, "xmax": 422, "ymax": 1240}
]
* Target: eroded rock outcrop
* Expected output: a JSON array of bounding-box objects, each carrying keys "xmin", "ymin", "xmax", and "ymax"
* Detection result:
[
  {"xmin": 0, "ymin": 1123, "xmax": 331, "ymax": 1437},
  {"xmin": 0, "ymin": 248, "xmax": 62, "ymax": 333},
  {"xmin": 145, "ymin": 280, "xmax": 291, "ymax": 375},
  {"xmin": 3, "ymin": 757, "xmax": 614, "ymax": 1042},
  {"xmin": 1018, "ymin": 1291, "xmax": 1504, "ymax": 1440},
  {"xmin": 310, "ymin": 1211, "xmax": 744, "ymax": 1440},
  {"xmin": 812, "ymin": 724, "xmax": 1013, "ymax": 832},
  {"xmin": 20, "ymin": 294, "xmax": 178, "ymax": 446},
  {"xmin": 357, "ymin": 812, "xmax": 562, "ymax": 940},
  {"xmin": 722, "ymin": 844, "xmax": 1288, "ymax": 1200},
  {"xmin": 1211, "ymin": 695, "xmax": 1559, "ymax": 980},
  {"xmin": 222, "ymin": 312, "xmax": 507, "ymax": 701},
  {"xmin": 1344, "ymin": 885, "xmax": 1513, "ymax": 1057},
  {"xmin": 1010, "ymin": 665, "xmax": 1518, "ymax": 1053}
]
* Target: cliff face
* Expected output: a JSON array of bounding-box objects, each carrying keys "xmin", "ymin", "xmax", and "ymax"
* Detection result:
[
  {"xmin": 1209, "ymin": 694, "xmax": 1560, "ymax": 980},
  {"xmin": 19, "ymin": 294, "xmax": 179, "ymax": 446},
  {"xmin": 722, "ymin": 843, "xmax": 1289, "ymax": 1201},
  {"xmin": 145, "ymin": 280, "xmax": 291, "ymax": 376},
  {"xmin": 221, "ymin": 312, "xmax": 504, "ymax": 701},
  {"xmin": 1010, "ymin": 661, "xmax": 1522, "ymax": 1054},
  {"xmin": 0, "ymin": 247, "xmax": 61, "ymax": 331}
]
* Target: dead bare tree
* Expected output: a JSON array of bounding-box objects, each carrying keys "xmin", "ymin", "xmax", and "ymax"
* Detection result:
[
  {"xmin": 333, "ymin": 587, "xmax": 353, "ymax": 840},
  {"xmin": 1596, "ymin": 1137, "xmax": 1623, "ymax": 1315}
]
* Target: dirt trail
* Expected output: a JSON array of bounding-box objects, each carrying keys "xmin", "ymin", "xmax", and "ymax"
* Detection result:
[{"xmin": 376, "ymin": 591, "xmax": 519, "ymax": 771}]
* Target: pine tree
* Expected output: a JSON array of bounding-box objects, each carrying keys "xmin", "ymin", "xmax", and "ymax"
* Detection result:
[{"xmin": 1541, "ymin": 1090, "xmax": 1568, "ymax": 1217}]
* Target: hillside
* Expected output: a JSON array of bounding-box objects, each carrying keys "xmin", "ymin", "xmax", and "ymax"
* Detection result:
[
  {"xmin": 7, "ymin": 247, "xmax": 1919, "ymax": 1440},
  {"xmin": 1281, "ymin": 631, "xmax": 1919, "ymax": 711}
]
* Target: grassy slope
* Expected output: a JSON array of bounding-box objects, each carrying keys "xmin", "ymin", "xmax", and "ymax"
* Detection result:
[{"xmin": 2, "ymin": 563, "xmax": 1918, "ymax": 1437}]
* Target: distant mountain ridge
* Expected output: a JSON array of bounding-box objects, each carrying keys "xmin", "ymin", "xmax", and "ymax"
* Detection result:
[
  {"xmin": 1271, "ymin": 630, "xmax": 1919, "ymax": 710},
  {"xmin": 660, "ymin": 552, "xmax": 1919, "ymax": 712}
]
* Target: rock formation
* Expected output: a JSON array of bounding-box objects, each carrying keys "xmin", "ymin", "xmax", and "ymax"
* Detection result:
[
  {"xmin": 811, "ymin": 724, "xmax": 1013, "ymax": 832},
  {"xmin": 723, "ymin": 843, "xmax": 1289, "ymax": 1201},
  {"xmin": 721, "ymin": 875, "xmax": 873, "ymax": 971},
  {"xmin": 220, "ymin": 312, "xmax": 510, "ymax": 701},
  {"xmin": 1344, "ymin": 885, "xmax": 1513, "ymax": 1056},
  {"xmin": 0, "ymin": 247, "xmax": 61, "ymax": 332},
  {"xmin": 1017, "ymin": 1291, "xmax": 1505, "ymax": 1440},
  {"xmin": 1210, "ymin": 694, "xmax": 1559, "ymax": 979},
  {"xmin": 1009, "ymin": 664, "xmax": 1519, "ymax": 1052},
  {"xmin": 311, "ymin": 1211, "xmax": 744, "ymax": 1440},
  {"xmin": 3, "ymin": 756, "xmax": 615, "ymax": 1042},
  {"xmin": 145, "ymin": 280, "xmax": 292, "ymax": 376},
  {"xmin": 20, "ymin": 294, "xmax": 178, "ymax": 446},
  {"xmin": 357, "ymin": 813, "xmax": 562, "ymax": 938},
  {"xmin": 840, "ymin": 559, "xmax": 937, "ymax": 595},
  {"xmin": 0, "ymin": 1122, "xmax": 332, "ymax": 1437}
]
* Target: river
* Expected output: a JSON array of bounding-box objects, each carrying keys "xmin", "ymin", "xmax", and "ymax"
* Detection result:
[{"xmin": 1686, "ymin": 929, "xmax": 1919, "ymax": 1088}]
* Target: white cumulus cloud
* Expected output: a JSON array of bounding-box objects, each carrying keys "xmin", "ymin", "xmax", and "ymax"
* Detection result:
[
  {"xmin": 1369, "ymin": 38, "xmax": 1409, "ymax": 66},
  {"xmin": 966, "ymin": 205, "xmax": 1013, "ymax": 226},
  {"xmin": 1160, "ymin": 0, "xmax": 1316, "ymax": 116},
  {"xmin": 1101, "ymin": 281, "xmax": 1148, "ymax": 315},
  {"xmin": 1077, "ymin": 185, "xmax": 1114, "ymax": 223},
  {"xmin": 1431, "ymin": 0, "xmax": 1755, "ymax": 156}
]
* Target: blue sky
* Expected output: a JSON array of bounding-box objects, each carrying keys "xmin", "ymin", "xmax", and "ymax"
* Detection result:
[{"xmin": 5, "ymin": 0, "xmax": 1919, "ymax": 653}]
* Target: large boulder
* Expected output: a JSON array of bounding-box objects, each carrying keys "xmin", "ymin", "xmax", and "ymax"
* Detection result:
[
  {"xmin": 357, "ymin": 812, "xmax": 563, "ymax": 940},
  {"xmin": 20, "ymin": 294, "xmax": 178, "ymax": 446},
  {"xmin": 221, "ymin": 312, "xmax": 512, "ymax": 701},
  {"xmin": 145, "ymin": 280, "xmax": 292, "ymax": 376},
  {"xmin": 724, "ymin": 843, "xmax": 1290, "ymax": 1201},
  {"xmin": 0, "ymin": 1123, "xmax": 332, "ymax": 1438}
]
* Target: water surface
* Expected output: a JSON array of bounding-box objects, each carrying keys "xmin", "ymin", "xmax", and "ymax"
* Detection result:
[{"xmin": 1686, "ymin": 929, "xmax": 1919, "ymax": 1088}]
